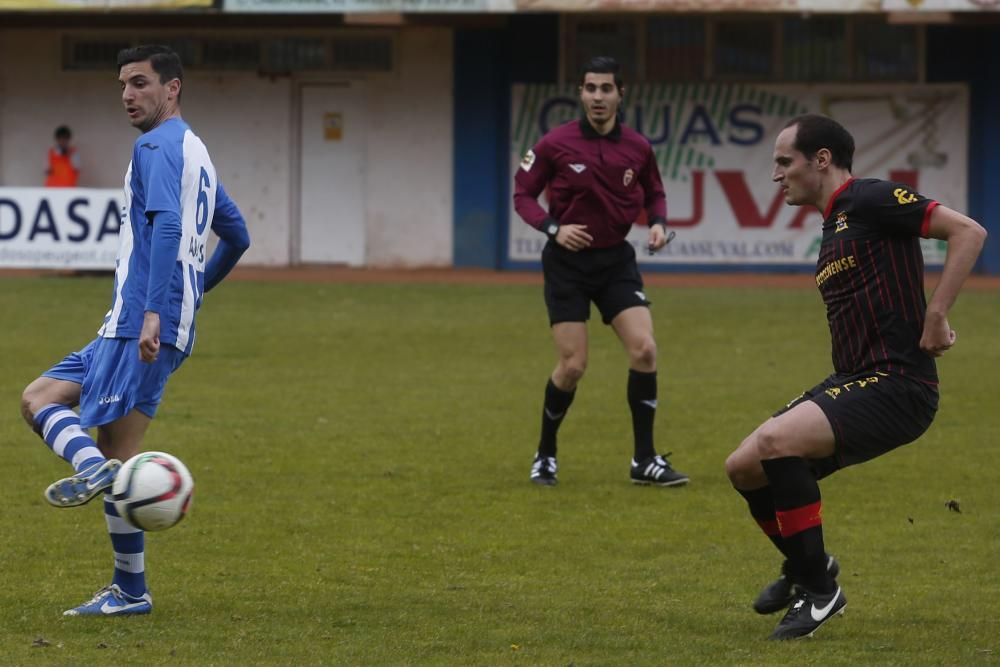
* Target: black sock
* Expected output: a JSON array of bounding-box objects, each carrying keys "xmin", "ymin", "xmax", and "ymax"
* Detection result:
[
  {"xmin": 627, "ymin": 369, "xmax": 657, "ymax": 461},
  {"xmin": 761, "ymin": 457, "xmax": 833, "ymax": 593},
  {"xmin": 737, "ymin": 486, "xmax": 791, "ymax": 559},
  {"xmin": 538, "ymin": 379, "xmax": 575, "ymax": 457}
]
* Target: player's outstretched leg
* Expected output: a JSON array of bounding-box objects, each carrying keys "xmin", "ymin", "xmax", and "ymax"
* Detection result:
[
  {"xmin": 63, "ymin": 584, "xmax": 152, "ymax": 617},
  {"xmin": 44, "ymin": 459, "xmax": 122, "ymax": 507},
  {"xmin": 33, "ymin": 403, "xmax": 120, "ymax": 507}
]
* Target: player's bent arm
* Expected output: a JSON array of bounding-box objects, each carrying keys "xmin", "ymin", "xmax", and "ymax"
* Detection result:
[
  {"xmin": 924, "ymin": 205, "xmax": 987, "ymax": 318},
  {"xmin": 211, "ymin": 184, "xmax": 251, "ymax": 249},
  {"xmin": 204, "ymin": 239, "xmax": 246, "ymax": 292},
  {"xmin": 204, "ymin": 184, "xmax": 251, "ymax": 292}
]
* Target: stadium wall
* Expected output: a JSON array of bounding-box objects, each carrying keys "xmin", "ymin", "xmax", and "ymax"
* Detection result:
[
  {"xmin": 452, "ymin": 16, "xmax": 558, "ymax": 268},
  {"xmin": 927, "ymin": 25, "xmax": 1000, "ymax": 275},
  {"xmin": 0, "ymin": 27, "xmax": 454, "ymax": 268}
]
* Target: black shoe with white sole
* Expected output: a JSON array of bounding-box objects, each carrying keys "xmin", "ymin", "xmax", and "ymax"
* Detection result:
[
  {"xmin": 530, "ymin": 453, "xmax": 557, "ymax": 486},
  {"xmin": 768, "ymin": 585, "xmax": 846, "ymax": 640},
  {"xmin": 630, "ymin": 454, "xmax": 689, "ymax": 487}
]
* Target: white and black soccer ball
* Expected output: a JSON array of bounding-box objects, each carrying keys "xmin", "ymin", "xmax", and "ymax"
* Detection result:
[{"xmin": 111, "ymin": 451, "xmax": 194, "ymax": 531}]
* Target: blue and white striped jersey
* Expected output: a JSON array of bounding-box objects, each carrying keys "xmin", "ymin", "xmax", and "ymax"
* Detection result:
[{"xmin": 99, "ymin": 117, "xmax": 244, "ymax": 355}]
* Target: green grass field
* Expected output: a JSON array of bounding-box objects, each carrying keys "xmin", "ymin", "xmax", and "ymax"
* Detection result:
[{"xmin": 0, "ymin": 275, "xmax": 997, "ymax": 665}]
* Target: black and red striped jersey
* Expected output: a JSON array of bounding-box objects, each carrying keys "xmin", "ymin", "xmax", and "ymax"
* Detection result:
[{"xmin": 815, "ymin": 178, "xmax": 939, "ymax": 383}]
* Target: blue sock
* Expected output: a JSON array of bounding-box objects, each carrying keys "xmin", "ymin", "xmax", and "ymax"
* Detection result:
[
  {"xmin": 104, "ymin": 496, "xmax": 147, "ymax": 597},
  {"xmin": 33, "ymin": 403, "xmax": 104, "ymax": 473}
]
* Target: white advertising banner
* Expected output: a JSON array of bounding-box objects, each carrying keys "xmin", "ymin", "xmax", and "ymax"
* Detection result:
[
  {"xmin": 224, "ymin": 0, "xmax": 514, "ymax": 12},
  {"xmin": 509, "ymin": 84, "xmax": 968, "ymax": 267},
  {"xmin": 0, "ymin": 188, "xmax": 121, "ymax": 270},
  {"xmin": 517, "ymin": 0, "xmax": 877, "ymax": 11}
]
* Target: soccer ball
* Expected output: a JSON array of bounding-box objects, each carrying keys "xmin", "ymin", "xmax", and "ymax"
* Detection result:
[{"xmin": 111, "ymin": 451, "xmax": 194, "ymax": 531}]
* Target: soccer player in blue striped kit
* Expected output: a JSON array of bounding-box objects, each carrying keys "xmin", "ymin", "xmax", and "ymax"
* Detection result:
[{"xmin": 19, "ymin": 45, "xmax": 250, "ymax": 616}]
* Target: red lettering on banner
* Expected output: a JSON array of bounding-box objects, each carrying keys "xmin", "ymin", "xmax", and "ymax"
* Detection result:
[
  {"xmin": 715, "ymin": 171, "xmax": 785, "ymax": 228},
  {"xmin": 651, "ymin": 169, "xmax": 919, "ymax": 231},
  {"xmin": 668, "ymin": 170, "xmax": 703, "ymax": 227}
]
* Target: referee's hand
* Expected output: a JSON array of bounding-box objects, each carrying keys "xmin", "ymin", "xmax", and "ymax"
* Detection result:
[
  {"xmin": 556, "ymin": 224, "xmax": 593, "ymax": 252},
  {"xmin": 647, "ymin": 225, "xmax": 668, "ymax": 252}
]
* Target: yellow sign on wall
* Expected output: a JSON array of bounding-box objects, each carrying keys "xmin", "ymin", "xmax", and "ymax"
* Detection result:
[{"xmin": 323, "ymin": 112, "xmax": 343, "ymax": 141}]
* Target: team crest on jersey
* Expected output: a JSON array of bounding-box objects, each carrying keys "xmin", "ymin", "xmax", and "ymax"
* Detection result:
[
  {"xmin": 520, "ymin": 149, "xmax": 536, "ymax": 172},
  {"xmin": 835, "ymin": 211, "xmax": 849, "ymax": 233},
  {"xmin": 893, "ymin": 187, "xmax": 918, "ymax": 204},
  {"xmin": 623, "ymin": 168, "xmax": 635, "ymax": 187}
]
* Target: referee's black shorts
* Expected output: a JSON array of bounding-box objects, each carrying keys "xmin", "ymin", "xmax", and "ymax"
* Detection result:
[
  {"xmin": 774, "ymin": 371, "xmax": 939, "ymax": 480},
  {"xmin": 541, "ymin": 240, "xmax": 649, "ymax": 326}
]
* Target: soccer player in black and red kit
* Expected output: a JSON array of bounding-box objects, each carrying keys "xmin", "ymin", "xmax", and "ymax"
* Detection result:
[
  {"xmin": 513, "ymin": 56, "xmax": 688, "ymax": 488},
  {"xmin": 725, "ymin": 114, "xmax": 987, "ymax": 640}
]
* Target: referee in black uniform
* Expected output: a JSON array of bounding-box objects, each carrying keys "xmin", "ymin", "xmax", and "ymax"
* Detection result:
[
  {"xmin": 725, "ymin": 114, "xmax": 987, "ymax": 640},
  {"xmin": 513, "ymin": 56, "xmax": 688, "ymax": 488}
]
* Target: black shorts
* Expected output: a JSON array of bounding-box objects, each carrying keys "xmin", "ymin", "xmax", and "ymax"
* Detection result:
[
  {"xmin": 541, "ymin": 241, "xmax": 649, "ymax": 325},
  {"xmin": 775, "ymin": 371, "xmax": 939, "ymax": 480}
]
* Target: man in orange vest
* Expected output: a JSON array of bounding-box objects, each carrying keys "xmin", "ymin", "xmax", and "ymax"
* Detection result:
[{"xmin": 45, "ymin": 125, "xmax": 80, "ymax": 187}]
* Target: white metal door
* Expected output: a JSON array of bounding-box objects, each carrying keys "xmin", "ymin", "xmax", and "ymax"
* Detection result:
[{"xmin": 297, "ymin": 83, "xmax": 367, "ymax": 265}]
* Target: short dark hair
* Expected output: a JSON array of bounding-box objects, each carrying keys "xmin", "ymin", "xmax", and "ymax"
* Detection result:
[
  {"xmin": 784, "ymin": 114, "xmax": 854, "ymax": 172},
  {"xmin": 579, "ymin": 56, "xmax": 624, "ymax": 92},
  {"xmin": 54, "ymin": 125, "xmax": 72, "ymax": 139},
  {"xmin": 117, "ymin": 45, "xmax": 184, "ymax": 90}
]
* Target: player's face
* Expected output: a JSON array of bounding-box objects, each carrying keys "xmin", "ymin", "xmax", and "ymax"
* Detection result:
[
  {"xmin": 772, "ymin": 125, "xmax": 822, "ymax": 207},
  {"xmin": 579, "ymin": 73, "xmax": 621, "ymax": 127},
  {"xmin": 119, "ymin": 60, "xmax": 180, "ymax": 133}
]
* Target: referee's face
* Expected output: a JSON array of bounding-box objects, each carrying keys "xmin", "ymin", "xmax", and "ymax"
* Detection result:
[
  {"xmin": 772, "ymin": 125, "xmax": 821, "ymax": 208},
  {"xmin": 580, "ymin": 73, "xmax": 621, "ymax": 128}
]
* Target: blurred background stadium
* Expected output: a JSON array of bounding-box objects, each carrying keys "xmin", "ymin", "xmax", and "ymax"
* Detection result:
[
  {"xmin": 2, "ymin": 1, "xmax": 999, "ymax": 664},
  {"xmin": 0, "ymin": 0, "xmax": 998, "ymax": 273}
]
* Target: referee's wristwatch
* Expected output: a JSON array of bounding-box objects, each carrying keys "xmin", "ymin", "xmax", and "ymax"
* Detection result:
[{"xmin": 543, "ymin": 218, "xmax": 560, "ymax": 241}]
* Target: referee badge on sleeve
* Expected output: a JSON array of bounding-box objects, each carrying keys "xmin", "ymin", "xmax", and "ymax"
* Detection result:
[{"xmin": 520, "ymin": 149, "xmax": 536, "ymax": 172}]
